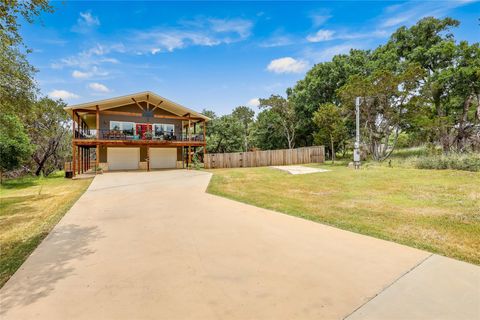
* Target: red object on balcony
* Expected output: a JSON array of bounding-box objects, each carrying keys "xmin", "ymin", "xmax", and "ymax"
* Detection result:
[{"xmin": 136, "ymin": 124, "xmax": 152, "ymax": 139}]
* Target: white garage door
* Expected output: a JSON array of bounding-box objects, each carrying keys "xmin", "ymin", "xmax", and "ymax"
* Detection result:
[
  {"xmin": 107, "ymin": 148, "xmax": 140, "ymax": 171},
  {"xmin": 150, "ymin": 148, "xmax": 177, "ymax": 169}
]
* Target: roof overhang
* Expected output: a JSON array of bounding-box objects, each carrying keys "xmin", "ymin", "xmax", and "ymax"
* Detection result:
[{"xmin": 64, "ymin": 91, "xmax": 210, "ymax": 121}]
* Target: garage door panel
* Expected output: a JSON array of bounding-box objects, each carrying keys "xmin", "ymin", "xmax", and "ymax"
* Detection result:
[
  {"xmin": 108, "ymin": 148, "xmax": 140, "ymax": 171},
  {"xmin": 150, "ymin": 148, "xmax": 176, "ymax": 169}
]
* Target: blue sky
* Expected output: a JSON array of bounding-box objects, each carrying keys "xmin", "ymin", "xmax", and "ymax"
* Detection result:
[{"xmin": 22, "ymin": 0, "xmax": 480, "ymax": 115}]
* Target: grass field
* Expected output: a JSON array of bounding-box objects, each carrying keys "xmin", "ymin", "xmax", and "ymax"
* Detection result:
[
  {"xmin": 0, "ymin": 173, "xmax": 92, "ymax": 287},
  {"xmin": 207, "ymin": 164, "xmax": 480, "ymax": 264}
]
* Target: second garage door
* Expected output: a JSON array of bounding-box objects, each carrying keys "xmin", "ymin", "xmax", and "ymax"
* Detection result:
[
  {"xmin": 107, "ymin": 147, "xmax": 140, "ymax": 171},
  {"xmin": 150, "ymin": 148, "xmax": 177, "ymax": 169}
]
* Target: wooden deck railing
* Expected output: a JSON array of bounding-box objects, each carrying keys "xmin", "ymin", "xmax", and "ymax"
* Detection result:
[{"xmin": 204, "ymin": 146, "xmax": 325, "ymax": 169}]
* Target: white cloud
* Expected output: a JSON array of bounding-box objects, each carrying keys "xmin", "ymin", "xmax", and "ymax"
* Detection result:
[
  {"xmin": 247, "ymin": 98, "xmax": 260, "ymax": 107},
  {"xmin": 306, "ymin": 29, "xmax": 335, "ymax": 42},
  {"xmin": 135, "ymin": 17, "xmax": 253, "ymax": 54},
  {"xmin": 72, "ymin": 70, "xmax": 89, "ymax": 79},
  {"xmin": 49, "ymin": 90, "xmax": 79, "ymax": 100},
  {"xmin": 209, "ymin": 18, "xmax": 253, "ymax": 38},
  {"xmin": 52, "ymin": 43, "xmax": 124, "ymax": 69},
  {"xmin": 306, "ymin": 29, "xmax": 387, "ymax": 44},
  {"xmin": 72, "ymin": 11, "xmax": 100, "ymax": 33},
  {"xmin": 267, "ymin": 57, "xmax": 309, "ymax": 74},
  {"xmin": 72, "ymin": 66, "xmax": 109, "ymax": 79},
  {"xmin": 88, "ymin": 82, "xmax": 110, "ymax": 93},
  {"xmin": 79, "ymin": 12, "xmax": 100, "ymax": 27}
]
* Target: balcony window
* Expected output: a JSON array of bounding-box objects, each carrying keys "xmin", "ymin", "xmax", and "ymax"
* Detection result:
[
  {"xmin": 110, "ymin": 121, "xmax": 135, "ymax": 136},
  {"xmin": 153, "ymin": 124, "xmax": 175, "ymax": 138}
]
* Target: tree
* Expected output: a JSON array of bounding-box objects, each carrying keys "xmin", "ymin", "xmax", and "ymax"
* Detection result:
[
  {"xmin": 25, "ymin": 98, "xmax": 70, "ymax": 176},
  {"xmin": 232, "ymin": 106, "xmax": 255, "ymax": 151},
  {"xmin": 0, "ymin": 113, "xmax": 32, "ymax": 180},
  {"xmin": 203, "ymin": 110, "xmax": 244, "ymax": 153},
  {"xmin": 288, "ymin": 49, "xmax": 371, "ymax": 146},
  {"xmin": 448, "ymin": 42, "xmax": 480, "ymax": 151},
  {"xmin": 0, "ymin": 0, "xmax": 52, "ymax": 114},
  {"xmin": 259, "ymin": 95, "xmax": 297, "ymax": 149},
  {"xmin": 312, "ymin": 103, "xmax": 348, "ymax": 163},
  {"xmin": 0, "ymin": 0, "xmax": 52, "ymax": 47},
  {"xmin": 338, "ymin": 64, "xmax": 423, "ymax": 161},
  {"xmin": 385, "ymin": 17, "xmax": 461, "ymax": 152},
  {"xmin": 0, "ymin": 0, "xmax": 54, "ymax": 178},
  {"xmin": 250, "ymin": 108, "xmax": 288, "ymax": 150}
]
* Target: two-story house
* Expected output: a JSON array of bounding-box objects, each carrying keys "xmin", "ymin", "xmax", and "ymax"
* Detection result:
[{"xmin": 65, "ymin": 91, "xmax": 209, "ymax": 176}]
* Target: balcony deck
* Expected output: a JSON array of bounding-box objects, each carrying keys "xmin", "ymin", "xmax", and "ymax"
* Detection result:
[{"xmin": 73, "ymin": 129, "xmax": 205, "ymax": 147}]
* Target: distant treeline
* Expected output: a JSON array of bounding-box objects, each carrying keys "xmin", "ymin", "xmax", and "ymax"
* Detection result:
[{"xmin": 204, "ymin": 17, "xmax": 480, "ymax": 161}]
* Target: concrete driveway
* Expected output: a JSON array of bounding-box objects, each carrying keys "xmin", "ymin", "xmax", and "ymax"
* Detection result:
[{"xmin": 1, "ymin": 170, "xmax": 478, "ymax": 319}]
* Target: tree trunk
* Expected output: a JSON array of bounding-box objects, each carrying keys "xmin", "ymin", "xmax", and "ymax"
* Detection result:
[
  {"xmin": 456, "ymin": 95, "xmax": 473, "ymax": 152},
  {"xmin": 330, "ymin": 137, "xmax": 335, "ymax": 164}
]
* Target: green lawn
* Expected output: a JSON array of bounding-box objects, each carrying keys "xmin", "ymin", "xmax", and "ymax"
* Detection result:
[
  {"xmin": 0, "ymin": 172, "xmax": 92, "ymax": 287},
  {"xmin": 207, "ymin": 164, "xmax": 480, "ymax": 265}
]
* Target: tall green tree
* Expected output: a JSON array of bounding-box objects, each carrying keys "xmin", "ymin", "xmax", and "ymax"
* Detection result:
[
  {"xmin": 0, "ymin": 113, "xmax": 32, "ymax": 179},
  {"xmin": 338, "ymin": 64, "xmax": 423, "ymax": 160},
  {"xmin": 250, "ymin": 108, "xmax": 288, "ymax": 150},
  {"xmin": 448, "ymin": 42, "xmax": 480, "ymax": 151},
  {"xmin": 202, "ymin": 109, "xmax": 244, "ymax": 153},
  {"xmin": 26, "ymin": 98, "xmax": 70, "ymax": 176},
  {"xmin": 385, "ymin": 17, "xmax": 461, "ymax": 152},
  {"xmin": 232, "ymin": 106, "xmax": 255, "ymax": 151},
  {"xmin": 288, "ymin": 49, "xmax": 371, "ymax": 146},
  {"xmin": 0, "ymin": 0, "xmax": 52, "ymax": 47},
  {"xmin": 259, "ymin": 95, "xmax": 297, "ymax": 149},
  {"xmin": 312, "ymin": 103, "xmax": 348, "ymax": 163},
  {"xmin": 0, "ymin": 0, "xmax": 53, "ymax": 177}
]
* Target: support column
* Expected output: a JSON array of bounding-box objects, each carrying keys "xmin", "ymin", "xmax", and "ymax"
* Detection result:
[
  {"xmin": 188, "ymin": 117, "xmax": 191, "ymax": 169},
  {"xmin": 80, "ymin": 147, "xmax": 83, "ymax": 174},
  {"xmin": 203, "ymin": 120, "xmax": 207, "ymax": 164},
  {"xmin": 72, "ymin": 112, "xmax": 76, "ymax": 177},
  {"xmin": 96, "ymin": 145, "xmax": 99, "ymax": 170},
  {"xmin": 78, "ymin": 146, "xmax": 81, "ymax": 174},
  {"xmin": 96, "ymin": 105, "xmax": 100, "ymax": 139},
  {"xmin": 147, "ymin": 146, "xmax": 150, "ymax": 172}
]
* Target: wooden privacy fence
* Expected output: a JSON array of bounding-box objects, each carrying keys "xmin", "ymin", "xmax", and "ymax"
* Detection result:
[{"xmin": 204, "ymin": 146, "xmax": 325, "ymax": 169}]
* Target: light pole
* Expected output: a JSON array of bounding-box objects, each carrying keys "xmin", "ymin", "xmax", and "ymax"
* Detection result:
[{"xmin": 354, "ymin": 97, "xmax": 361, "ymax": 169}]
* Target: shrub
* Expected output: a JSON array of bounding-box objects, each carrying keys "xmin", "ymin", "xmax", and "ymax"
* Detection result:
[
  {"xmin": 191, "ymin": 152, "xmax": 202, "ymax": 170},
  {"xmin": 414, "ymin": 153, "xmax": 480, "ymax": 172}
]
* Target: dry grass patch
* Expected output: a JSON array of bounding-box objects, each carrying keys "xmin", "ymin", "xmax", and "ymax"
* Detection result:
[
  {"xmin": 0, "ymin": 173, "xmax": 92, "ymax": 287},
  {"xmin": 207, "ymin": 165, "xmax": 480, "ymax": 264}
]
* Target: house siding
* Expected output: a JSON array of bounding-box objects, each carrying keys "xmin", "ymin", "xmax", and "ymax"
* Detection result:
[{"xmin": 99, "ymin": 102, "xmax": 183, "ymax": 134}]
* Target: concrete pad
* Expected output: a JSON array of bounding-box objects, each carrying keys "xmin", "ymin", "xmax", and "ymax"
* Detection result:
[
  {"xmin": 0, "ymin": 170, "xmax": 433, "ymax": 319},
  {"xmin": 271, "ymin": 165, "xmax": 330, "ymax": 175},
  {"xmin": 346, "ymin": 255, "xmax": 480, "ymax": 320}
]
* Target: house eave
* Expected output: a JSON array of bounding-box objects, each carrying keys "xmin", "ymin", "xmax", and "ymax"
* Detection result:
[{"xmin": 64, "ymin": 91, "xmax": 210, "ymax": 121}]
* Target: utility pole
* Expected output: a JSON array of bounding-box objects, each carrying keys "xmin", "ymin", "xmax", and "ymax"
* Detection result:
[{"xmin": 354, "ymin": 97, "xmax": 361, "ymax": 169}]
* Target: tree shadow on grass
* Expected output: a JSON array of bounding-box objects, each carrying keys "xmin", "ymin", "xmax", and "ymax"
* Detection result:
[
  {"xmin": 0, "ymin": 224, "xmax": 103, "ymax": 315},
  {"xmin": 0, "ymin": 179, "xmax": 39, "ymax": 190}
]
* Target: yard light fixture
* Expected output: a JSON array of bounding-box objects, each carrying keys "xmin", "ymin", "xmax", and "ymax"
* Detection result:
[{"xmin": 354, "ymin": 97, "xmax": 361, "ymax": 169}]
